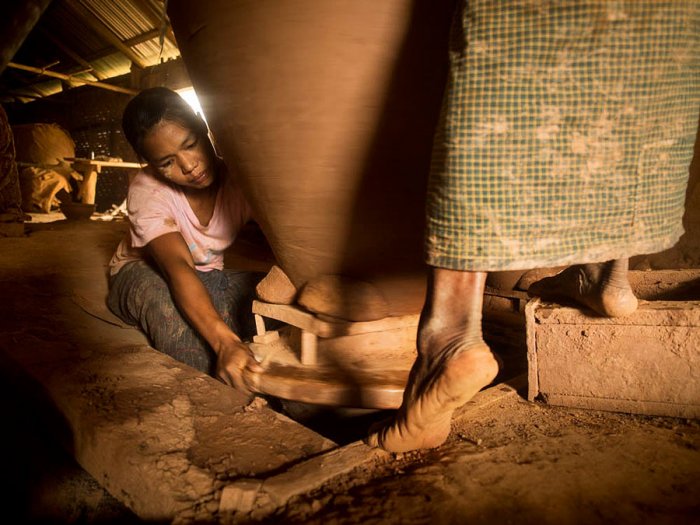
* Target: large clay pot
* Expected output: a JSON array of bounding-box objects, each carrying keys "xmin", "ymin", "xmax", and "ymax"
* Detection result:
[{"xmin": 168, "ymin": 0, "xmax": 456, "ymax": 316}]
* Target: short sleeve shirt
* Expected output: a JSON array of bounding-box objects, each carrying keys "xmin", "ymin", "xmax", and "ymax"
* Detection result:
[{"xmin": 109, "ymin": 169, "xmax": 252, "ymax": 276}]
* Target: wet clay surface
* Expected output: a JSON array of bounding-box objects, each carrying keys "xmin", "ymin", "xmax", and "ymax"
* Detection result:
[
  {"xmin": 268, "ymin": 394, "xmax": 700, "ymax": 525},
  {"xmin": 0, "ymin": 219, "xmax": 332, "ymax": 522}
]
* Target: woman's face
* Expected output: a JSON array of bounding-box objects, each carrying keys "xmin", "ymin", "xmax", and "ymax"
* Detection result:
[{"xmin": 141, "ymin": 120, "xmax": 215, "ymax": 189}]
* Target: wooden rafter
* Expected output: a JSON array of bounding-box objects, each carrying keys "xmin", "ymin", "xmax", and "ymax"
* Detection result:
[
  {"xmin": 129, "ymin": 0, "xmax": 178, "ymax": 49},
  {"xmin": 7, "ymin": 62, "xmax": 138, "ymax": 95},
  {"xmin": 85, "ymin": 28, "xmax": 162, "ymax": 62},
  {"xmin": 38, "ymin": 27, "xmax": 108, "ymax": 80}
]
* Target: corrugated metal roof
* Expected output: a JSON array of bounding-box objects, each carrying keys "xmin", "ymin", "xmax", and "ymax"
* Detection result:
[
  {"xmin": 90, "ymin": 53, "xmax": 133, "ymax": 79},
  {"xmin": 0, "ymin": 0, "xmax": 181, "ymax": 103},
  {"xmin": 81, "ymin": 0, "xmax": 154, "ymax": 42}
]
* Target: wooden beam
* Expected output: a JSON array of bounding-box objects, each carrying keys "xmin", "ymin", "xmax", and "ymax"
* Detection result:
[
  {"xmin": 84, "ymin": 29, "xmax": 163, "ymax": 64},
  {"xmin": 129, "ymin": 0, "xmax": 179, "ymax": 49},
  {"xmin": 38, "ymin": 27, "xmax": 108, "ymax": 80},
  {"xmin": 6, "ymin": 62, "xmax": 138, "ymax": 95},
  {"xmin": 124, "ymin": 28, "xmax": 161, "ymax": 48}
]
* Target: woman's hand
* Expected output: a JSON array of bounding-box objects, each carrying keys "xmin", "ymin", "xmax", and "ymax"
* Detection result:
[
  {"xmin": 147, "ymin": 233, "xmax": 264, "ymax": 393},
  {"xmin": 213, "ymin": 333, "xmax": 263, "ymax": 393}
]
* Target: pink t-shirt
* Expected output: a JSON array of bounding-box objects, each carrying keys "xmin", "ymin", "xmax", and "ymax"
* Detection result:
[{"xmin": 109, "ymin": 169, "xmax": 253, "ymax": 276}]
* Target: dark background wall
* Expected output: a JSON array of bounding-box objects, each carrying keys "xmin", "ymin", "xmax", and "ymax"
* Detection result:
[{"xmin": 6, "ymin": 73, "xmax": 135, "ymax": 212}]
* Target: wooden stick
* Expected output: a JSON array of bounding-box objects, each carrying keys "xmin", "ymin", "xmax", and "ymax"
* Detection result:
[
  {"xmin": 300, "ymin": 331, "xmax": 318, "ymax": 366},
  {"xmin": 254, "ymin": 314, "xmax": 267, "ymax": 337},
  {"xmin": 7, "ymin": 62, "xmax": 138, "ymax": 95}
]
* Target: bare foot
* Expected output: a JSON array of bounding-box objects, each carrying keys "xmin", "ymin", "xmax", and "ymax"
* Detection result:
[
  {"xmin": 365, "ymin": 340, "xmax": 499, "ymax": 453},
  {"xmin": 366, "ymin": 269, "xmax": 498, "ymax": 453},
  {"xmin": 528, "ymin": 258, "xmax": 638, "ymax": 317}
]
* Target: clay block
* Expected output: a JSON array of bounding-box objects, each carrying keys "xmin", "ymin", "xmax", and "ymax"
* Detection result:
[
  {"xmin": 252, "ymin": 300, "xmax": 419, "ymax": 338},
  {"xmin": 255, "ymin": 265, "xmax": 297, "ymax": 304},
  {"xmin": 526, "ymin": 298, "xmax": 700, "ymax": 418}
]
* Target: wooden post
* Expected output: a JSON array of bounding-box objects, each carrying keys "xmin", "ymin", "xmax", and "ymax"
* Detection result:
[
  {"xmin": 79, "ymin": 167, "xmax": 99, "ymax": 205},
  {"xmin": 300, "ymin": 330, "xmax": 318, "ymax": 366},
  {"xmin": 254, "ymin": 314, "xmax": 266, "ymax": 337}
]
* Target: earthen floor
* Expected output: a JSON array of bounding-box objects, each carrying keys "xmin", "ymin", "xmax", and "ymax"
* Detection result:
[{"xmin": 1, "ymin": 219, "xmax": 698, "ymax": 524}]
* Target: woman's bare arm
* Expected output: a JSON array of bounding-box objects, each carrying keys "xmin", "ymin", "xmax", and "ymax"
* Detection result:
[{"xmin": 147, "ymin": 231, "xmax": 261, "ymax": 391}]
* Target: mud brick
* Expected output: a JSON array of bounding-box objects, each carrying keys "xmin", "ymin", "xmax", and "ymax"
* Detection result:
[{"xmin": 526, "ymin": 299, "xmax": 700, "ymax": 418}]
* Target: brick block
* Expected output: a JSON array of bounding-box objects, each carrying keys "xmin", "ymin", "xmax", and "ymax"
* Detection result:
[{"xmin": 526, "ymin": 299, "xmax": 700, "ymax": 418}]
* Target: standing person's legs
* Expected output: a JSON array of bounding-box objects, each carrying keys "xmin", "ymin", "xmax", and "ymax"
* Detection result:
[
  {"xmin": 107, "ymin": 261, "xmax": 263, "ymax": 375},
  {"xmin": 366, "ymin": 268, "xmax": 500, "ymax": 453},
  {"xmin": 365, "ymin": 259, "xmax": 636, "ymax": 454}
]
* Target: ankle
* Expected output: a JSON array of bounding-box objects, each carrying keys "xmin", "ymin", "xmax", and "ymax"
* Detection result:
[
  {"xmin": 417, "ymin": 317, "xmax": 484, "ymax": 358},
  {"xmin": 601, "ymin": 258, "xmax": 631, "ymax": 289}
]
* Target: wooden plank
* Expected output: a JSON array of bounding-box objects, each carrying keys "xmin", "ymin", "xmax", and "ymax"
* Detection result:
[
  {"xmin": 252, "ymin": 300, "xmax": 419, "ymax": 338},
  {"xmin": 67, "ymin": 158, "xmax": 145, "ymax": 169},
  {"xmin": 0, "ymin": 220, "xmax": 338, "ymax": 522},
  {"xmin": 246, "ymin": 361, "xmax": 409, "ymax": 410},
  {"xmin": 259, "ymin": 442, "xmax": 388, "ymax": 507}
]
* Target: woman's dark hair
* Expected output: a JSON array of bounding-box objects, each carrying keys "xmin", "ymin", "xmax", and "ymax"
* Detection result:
[{"xmin": 122, "ymin": 87, "xmax": 209, "ymax": 160}]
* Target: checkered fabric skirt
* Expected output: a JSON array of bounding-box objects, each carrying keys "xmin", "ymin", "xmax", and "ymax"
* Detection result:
[{"xmin": 426, "ymin": 0, "xmax": 700, "ymax": 271}]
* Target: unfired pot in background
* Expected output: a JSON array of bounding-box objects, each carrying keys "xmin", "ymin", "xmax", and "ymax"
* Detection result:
[{"xmin": 168, "ymin": 0, "xmax": 456, "ymax": 315}]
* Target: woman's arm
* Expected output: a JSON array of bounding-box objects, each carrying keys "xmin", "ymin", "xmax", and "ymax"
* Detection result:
[{"xmin": 147, "ymin": 231, "xmax": 261, "ymax": 391}]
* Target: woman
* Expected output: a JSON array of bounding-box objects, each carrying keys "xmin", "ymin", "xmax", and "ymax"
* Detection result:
[{"xmin": 108, "ymin": 86, "xmax": 262, "ymax": 391}]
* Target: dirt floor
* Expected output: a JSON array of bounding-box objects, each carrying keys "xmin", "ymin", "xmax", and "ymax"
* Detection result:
[
  {"xmin": 1, "ymin": 218, "xmax": 699, "ymax": 524},
  {"xmin": 270, "ymin": 396, "xmax": 700, "ymax": 525}
]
